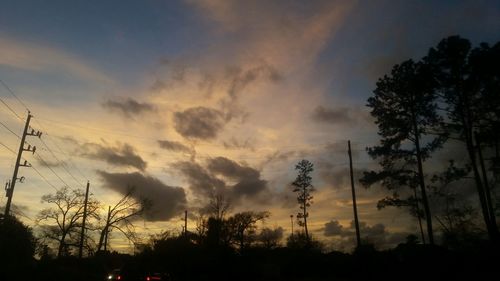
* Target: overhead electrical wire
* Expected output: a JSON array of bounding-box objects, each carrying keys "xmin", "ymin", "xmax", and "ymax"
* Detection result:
[
  {"xmin": 34, "ymin": 152, "xmax": 72, "ymax": 190},
  {"xmin": 0, "ymin": 78, "xmax": 30, "ymax": 112},
  {"xmin": 0, "ymin": 78, "xmax": 89, "ymax": 191},
  {"xmin": 0, "ymin": 140, "xmax": 17, "ymax": 155},
  {"xmin": 0, "ymin": 120, "xmax": 21, "ymax": 139}
]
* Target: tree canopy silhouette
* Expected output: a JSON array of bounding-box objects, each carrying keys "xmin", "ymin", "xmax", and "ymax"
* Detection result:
[
  {"xmin": 424, "ymin": 35, "xmax": 500, "ymax": 241},
  {"xmin": 292, "ymin": 159, "xmax": 315, "ymax": 242},
  {"xmin": 361, "ymin": 59, "xmax": 442, "ymax": 244}
]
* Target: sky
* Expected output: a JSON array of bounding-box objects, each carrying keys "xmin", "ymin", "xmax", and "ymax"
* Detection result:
[{"xmin": 0, "ymin": 0, "xmax": 499, "ymax": 252}]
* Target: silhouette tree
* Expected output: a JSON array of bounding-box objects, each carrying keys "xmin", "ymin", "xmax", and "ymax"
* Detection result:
[
  {"xmin": 205, "ymin": 191, "xmax": 231, "ymax": 221},
  {"xmin": 424, "ymin": 36, "xmax": 500, "ymax": 240},
  {"xmin": 37, "ymin": 187, "xmax": 100, "ymax": 257},
  {"xmin": 430, "ymin": 161, "xmax": 481, "ymax": 246},
  {"xmin": 292, "ymin": 159, "xmax": 315, "ymax": 242},
  {"xmin": 257, "ymin": 227, "xmax": 284, "ymax": 249},
  {"xmin": 96, "ymin": 188, "xmax": 148, "ymax": 252},
  {"xmin": 361, "ymin": 60, "xmax": 443, "ymax": 245},
  {"xmin": 0, "ymin": 214, "xmax": 36, "ymax": 280},
  {"xmin": 226, "ymin": 211, "xmax": 269, "ymax": 250}
]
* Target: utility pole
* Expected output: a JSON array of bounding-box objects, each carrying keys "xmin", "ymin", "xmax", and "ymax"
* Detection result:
[
  {"xmin": 290, "ymin": 215, "xmax": 294, "ymax": 238},
  {"xmin": 104, "ymin": 206, "xmax": 111, "ymax": 251},
  {"xmin": 78, "ymin": 181, "xmax": 90, "ymax": 258},
  {"xmin": 348, "ymin": 140, "xmax": 361, "ymax": 247},
  {"xmin": 184, "ymin": 210, "xmax": 188, "ymax": 237},
  {"xmin": 5, "ymin": 112, "xmax": 41, "ymax": 216}
]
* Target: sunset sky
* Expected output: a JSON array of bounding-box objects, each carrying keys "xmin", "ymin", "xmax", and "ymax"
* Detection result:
[{"xmin": 1, "ymin": 0, "xmax": 499, "ymax": 252}]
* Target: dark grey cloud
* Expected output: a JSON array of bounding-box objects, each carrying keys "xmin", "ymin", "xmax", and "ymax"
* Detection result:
[
  {"xmin": 207, "ymin": 157, "xmax": 268, "ymax": 200},
  {"xmin": 323, "ymin": 220, "xmax": 411, "ymax": 249},
  {"xmin": 175, "ymin": 161, "xmax": 225, "ymax": 196},
  {"xmin": 324, "ymin": 220, "xmax": 345, "ymax": 236},
  {"xmin": 79, "ymin": 142, "xmax": 147, "ymax": 171},
  {"xmin": 226, "ymin": 63, "xmax": 282, "ymax": 99},
  {"xmin": 102, "ymin": 98, "xmax": 155, "ymax": 119},
  {"xmin": 207, "ymin": 157, "xmax": 259, "ymax": 180},
  {"xmin": 316, "ymin": 160, "xmax": 365, "ymax": 189},
  {"xmin": 222, "ymin": 137, "xmax": 255, "ymax": 151},
  {"xmin": 173, "ymin": 106, "xmax": 225, "ymax": 140},
  {"xmin": 263, "ymin": 150, "xmax": 308, "ymax": 166},
  {"xmin": 174, "ymin": 157, "xmax": 270, "ymax": 204},
  {"xmin": 37, "ymin": 158, "xmax": 63, "ymax": 168},
  {"xmin": 157, "ymin": 140, "xmax": 193, "ymax": 154},
  {"xmin": 312, "ymin": 106, "xmax": 355, "ymax": 124},
  {"xmin": 324, "ymin": 141, "xmax": 361, "ymax": 158},
  {"xmin": 97, "ymin": 171, "xmax": 186, "ymax": 221}
]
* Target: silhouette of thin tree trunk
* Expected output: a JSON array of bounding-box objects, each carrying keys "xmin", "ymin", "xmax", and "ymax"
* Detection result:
[
  {"xmin": 413, "ymin": 187, "xmax": 426, "ymax": 244},
  {"xmin": 411, "ymin": 103, "xmax": 435, "ymax": 244}
]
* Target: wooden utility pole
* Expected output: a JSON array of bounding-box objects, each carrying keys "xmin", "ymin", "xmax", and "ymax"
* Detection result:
[
  {"xmin": 348, "ymin": 140, "xmax": 361, "ymax": 247},
  {"xmin": 104, "ymin": 206, "xmax": 111, "ymax": 251},
  {"xmin": 78, "ymin": 181, "xmax": 90, "ymax": 258},
  {"xmin": 290, "ymin": 215, "xmax": 294, "ymax": 238},
  {"xmin": 5, "ymin": 112, "xmax": 40, "ymax": 216},
  {"xmin": 184, "ymin": 210, "xmax": 188, "ymax": 237}
]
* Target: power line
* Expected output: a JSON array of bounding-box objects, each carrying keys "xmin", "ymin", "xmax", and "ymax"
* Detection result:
[
  {"xmin": 30, "ymin": 163, "xmax": 60, "ymax": 192},
  {"xmin": 0, "ymin": 78, "xmax": 30, "ymax": 112},
  {"xmin": 0, "ymin": 141, "xmax": 17, "ymax": 155},
  {"xmin": 37, "ymin": 135, "xmax": 85, "ymax": 188},
  {"xmin": 36, "ymin": 117, "xmax": 374, "ymax": 150},
  {"xmin": 0, "ymin": 120, "xmax": 21, "ymax": 139},
  {"xmin": 33, "ymin": 153, "xmax": 72, "ymax": 189},
  {"xmin": 0, "ymin": 96, "xmax": 24, "ymax": 121},
  {"xmin": 33, "ymin": 119, "xmax": 88, "ymax": 182}
]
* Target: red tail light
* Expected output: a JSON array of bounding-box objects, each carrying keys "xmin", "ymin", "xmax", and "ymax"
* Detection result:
[
  {"xmin": 146, "ymin": 277, "xmax": 150, "ymax": 281},
  {"xmin": 117, "ymin": 275, "xmax": 121, "ymax": 280}
]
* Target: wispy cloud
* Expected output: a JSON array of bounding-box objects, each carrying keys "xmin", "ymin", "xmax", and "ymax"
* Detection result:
[
  {"xmin": 0, "ymin": 37, "xmax": 113, "ymax": 84},
  {"xmin": 102, "ymin": 97, "xmax": 156, "ymax": 119},
  {"xmin": 78, "ymin": 142, "xmax": 147, "ymax": 171}
]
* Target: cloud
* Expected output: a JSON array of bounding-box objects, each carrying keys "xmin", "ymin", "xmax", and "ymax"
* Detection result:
[
  {"xmin": 220, "ymin": 62, "xmax": 282, "ymax": 121},
  {"xmin": 312, "ymin": 106, "xmax": 356, "ymax": 125},
  {"xmin": 0, "ymin": 37, "xmax": 112, "ymax": 83},
  {"xmin": 324, "ymin": 220, "xmax": 346, "ymax": 236},
  {"xmin": 175, "ymin": 161, "xmax": 225, "ymax": 196},
  {"xmin": 36, "ymin": 158, "xmax": 63, "ymax": 168},
  {"xmin": 102, "ymin": 98, "xmax": 156, "ymax": 119},
  {"xmin": 157, "ymin": 140, "xmax": 194, "ymax": 154},
  {"xmin": 97, "ymin": 171, "xmax": 186, "ymax": 221},
  {"xmin": 207, "ymin": 156, "xmax": 259, "ymax": 179},
  {"xmin": 222, "ymin": 137, "xmax": 255, "ymax": 150},
  {"xmin": 78, "ymin": 142, "xmax": 147, "ymax": 171},
  {"xmin": 174, "ymin": 157, "xmax": 270, "ymax": 203},
  {"xmin": 322, "ymin": 220, "xmax": 410, "ymax": 249},
  {"xmin": 150, "ymin": 59, "xmax": 187, "ymax": 92},
  {"xmin": 226, "ymin": 63, "xmax": 282, "ymax": 99},
  {"xmin": 207, "ymin": 157, "xmax": 269, "ymax": 200},
  {"xmin": 263, "ymin": 150, "xmax": 308, "ymax": 166},
  {"xmin": 317, "ymin": 160, "xmax": 365, "ymax": 189},
  {"xmin": 173, "ymin": 106, "xmax": 225, "ymax": 140}
]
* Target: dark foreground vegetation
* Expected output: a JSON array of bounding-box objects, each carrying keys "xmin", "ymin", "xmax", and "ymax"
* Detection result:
[{"xmin": 2, "ymin": 214, "xmax": 500, "ymax": 281}]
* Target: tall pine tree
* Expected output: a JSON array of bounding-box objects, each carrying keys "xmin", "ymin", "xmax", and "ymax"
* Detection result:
[
  {"xmin": 361, "ymin": 59, "xmax": 443, "ymax": 245},
  {"xmin": 292, "ymin": 159, "xmax": 314, "ymax": 242}
]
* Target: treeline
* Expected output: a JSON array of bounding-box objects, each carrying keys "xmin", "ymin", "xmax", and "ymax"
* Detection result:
[
  {"xmin": 2, "ymin": 213, "xmax": 499, "ymax": 281},
  {"xmin": 361, "ymin": 35, "xmax": 500, "ymax": 246}
]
